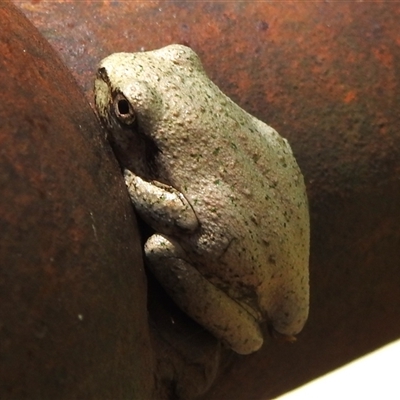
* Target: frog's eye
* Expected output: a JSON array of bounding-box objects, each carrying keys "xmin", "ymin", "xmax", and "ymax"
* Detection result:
[{"xmin": 113, "ymin": 93, "xmax": 135, "ymax": 126}]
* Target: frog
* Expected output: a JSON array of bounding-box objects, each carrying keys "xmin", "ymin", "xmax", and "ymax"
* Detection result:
[{"xmin": 94, "ymin": 44, "xmax": 310, "ymax": 355}]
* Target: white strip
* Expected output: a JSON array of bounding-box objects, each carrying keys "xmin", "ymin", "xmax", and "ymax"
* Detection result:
[{"xmin": 277, "ymin": 339, "xmax": 400, "ymax": 400}]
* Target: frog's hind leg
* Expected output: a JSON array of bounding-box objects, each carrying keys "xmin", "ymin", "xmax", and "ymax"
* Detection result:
[{"xmin": 144, "ymin": 233, "xmax": 263, "ymax": 355}]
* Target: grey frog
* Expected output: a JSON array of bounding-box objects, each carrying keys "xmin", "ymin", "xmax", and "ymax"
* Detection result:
[{"xmin": 94, "ymin": 44, "xmax": 309, "ymax": 355}]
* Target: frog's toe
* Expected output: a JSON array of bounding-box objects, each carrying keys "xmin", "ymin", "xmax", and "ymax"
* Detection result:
[{"xmin": 267, "ymin": 292, "xmax": 309, "ymax": 337}]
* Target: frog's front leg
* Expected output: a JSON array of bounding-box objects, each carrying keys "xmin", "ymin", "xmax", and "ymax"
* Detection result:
[
  {"xmin": 124, "ymin": 169, "xmax": 199, "ymax": 233},
  {"xmin": 145, "ymin": 233, "xmax": 264, "ymax": 355}
]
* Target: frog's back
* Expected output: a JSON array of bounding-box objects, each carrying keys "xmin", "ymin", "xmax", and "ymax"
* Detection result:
[
  {"xmin": 144, "ymin": 48, "xmax": 309, "ymax": 333},
  {"xmin": 166, "ymin": 91, "xmax": 309, "ymax": 331}
]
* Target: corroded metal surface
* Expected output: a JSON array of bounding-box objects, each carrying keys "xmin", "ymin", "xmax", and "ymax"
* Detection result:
[
  {"xmin": 11, "ymin": 1, "xmax": 400, "ymax": 399},
  {"xmin": 0, "ymin": 2, "xmax": 153, "ymax": 399}
]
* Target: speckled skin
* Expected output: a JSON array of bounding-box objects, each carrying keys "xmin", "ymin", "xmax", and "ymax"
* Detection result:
[{"xmin": 94, "ymin": 44, "xmax": 309, "ymax": 354}]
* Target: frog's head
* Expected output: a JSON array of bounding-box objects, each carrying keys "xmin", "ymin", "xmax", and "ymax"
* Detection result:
[
  {"xmin": 94, "ymin": 53, "xmax": 165, "ymax": 178},
  {"xmin": 94, "ymin": 45, "xmax": 207, "ymax": 179}
]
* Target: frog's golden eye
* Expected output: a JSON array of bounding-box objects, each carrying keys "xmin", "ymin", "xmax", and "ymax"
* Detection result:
[{"xmin": 113, "ymin": 93, "xmax": 135, "ymax": 126}]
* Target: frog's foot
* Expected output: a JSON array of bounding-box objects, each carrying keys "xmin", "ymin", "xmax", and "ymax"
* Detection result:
[
  {"xmin": 144, "ymin": 233, "xmax": 263, "ymax": 355},
  {"xmin": 124, "ymin": 169, "xmax": 199, "ymax": 234}
]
